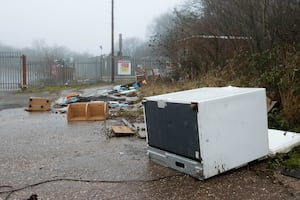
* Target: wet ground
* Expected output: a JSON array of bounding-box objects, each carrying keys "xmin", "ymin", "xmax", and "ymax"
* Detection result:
[{"xmin": 0, "ymin": 89, "xmax": 299, "ymax": 200}]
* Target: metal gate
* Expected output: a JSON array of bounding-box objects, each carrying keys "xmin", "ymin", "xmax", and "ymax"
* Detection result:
[{"xmin": 0, "ymin": 52, "xmax": 22, "ymax": 91}]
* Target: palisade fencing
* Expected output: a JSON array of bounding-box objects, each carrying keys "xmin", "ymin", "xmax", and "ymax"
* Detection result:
[
  {"xmin": 0, "ymin": 51, "xmax": 169, "ymax": 91},
  {"xmin": 26, "ymin": 60, "xmax": 75, "ymax": 88},
  {"xmin": 75, "ymin": 56, "xmax": 136, "ymax": 82},
  {"xmin": 0, "ymin": 52, "xmax": 22, "ymax": 91},
  {"xmin": 75, "ymin": 57, "xmax": 101, "ymax": 83},
  {"xmin": 74, "ymin": 56, "xmax": 168, "ymax": 83}
]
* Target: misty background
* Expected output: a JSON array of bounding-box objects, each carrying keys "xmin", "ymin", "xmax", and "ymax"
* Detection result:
[
  {"xmin": 1, "ymin": 0, "xmax": 299, "ymax": 130},
  {"xmin": 0, "ymin": 0, "xmax": 183, "ymax": 56}
]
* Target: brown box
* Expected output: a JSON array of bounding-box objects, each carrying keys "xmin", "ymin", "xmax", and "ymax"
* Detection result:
[
  {"xmin": 67, "ymin": 101, "xmax": 108, "ymax": 122},
  {"xmin": 26, "ymin": 97, "xmax": 51, "ymax": 111},
  {"xmin": 86, "ymin": 101, "xmax": 108, "ymax": 121},
  {"xmin": 67, "ymin": 103, "xmax": 87, "ymax": 121}
]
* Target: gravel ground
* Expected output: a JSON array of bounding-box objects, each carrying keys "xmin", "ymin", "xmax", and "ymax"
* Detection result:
[{"xmin": 0, "ymin": 89, "xmax": 299, "ymax": 200}]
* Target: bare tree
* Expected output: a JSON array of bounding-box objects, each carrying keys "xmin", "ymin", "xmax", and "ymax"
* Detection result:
[{"xmin": 148, "ymin": 0, "xmax": 300, "ymax": 80}]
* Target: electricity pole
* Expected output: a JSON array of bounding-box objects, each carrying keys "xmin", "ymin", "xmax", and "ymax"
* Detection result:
[
  {"xmin": 111, "ymin": 0, "xmax": 115, "ymax": 83},
  {"xmin": 99, "ymin": 45, "xmax": 103, "ymax": 81}
]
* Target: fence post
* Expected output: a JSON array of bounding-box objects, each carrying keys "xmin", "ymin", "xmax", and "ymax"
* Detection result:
[{"xmin": 21, "ymin": 55, "xmax": 27, "ymax": 90}]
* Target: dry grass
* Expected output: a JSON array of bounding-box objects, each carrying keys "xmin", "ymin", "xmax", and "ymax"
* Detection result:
[
  {"xmin": 140, "ymin": 75, "xmax": 235, "ymax": 98},
  {"xmin": 140, "ymin": 80, "xmax": 197, "ymax": 97}
]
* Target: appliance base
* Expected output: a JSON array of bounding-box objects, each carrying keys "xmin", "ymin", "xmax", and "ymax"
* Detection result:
[{"xmin": 147, "ymin": 146, "xmax": 204, "ymax": 180}]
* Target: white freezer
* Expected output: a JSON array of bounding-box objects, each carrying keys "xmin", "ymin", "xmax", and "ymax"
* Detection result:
[{"xmin": 143, "ymin": 87, "xmax": 269, "ymax": 179}]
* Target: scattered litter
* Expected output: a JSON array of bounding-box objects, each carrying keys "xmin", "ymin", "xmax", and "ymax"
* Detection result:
[
  {"xmin": 53, "ymin": 107, "xmax": 67, "ymax": 114},
  {"xmin": 111, "ymin": 126, "xmax": 134, "ymax": 136},
  {"xmin": 121, "ymin": 118, "xmax": 135, "ymax": 130},
  {"xmin": 53, "ymin": 97, "xmax": 68, "ymax": 107},
  {"xmin": 121, "ymin": 119, "xmax": 146, "ymax": 139},
  {"xmin": 105, "ymin": 95, "xmax": 126, "ymax": 101},
  {"xmin": 66, "ymin": 93, "xmax": 78, "ymax": 99},
  {"xmin": 137, "ymin": 129, "xmax": 146, "ymax": 139},
  {"xmin": 112, "ymin": 82, "xmax": 140, "ymax": 95},
  {"xmin": 108, "ymin": 101, "xmax": 129, "ymax": 109},
  {"xmin": 119, "ymin": 89, "xmax": 137, "ymax": 95},
  {"xmin": 51, "ymin": 81, "xmax": 141, "ymax": 112},
  {"xmin": 132, "ymin": 123, "xmax": 147, "ymax": 139},
  {"xmin": 28, "ymin": 82, "xmax": 144, "ymax": 132}
]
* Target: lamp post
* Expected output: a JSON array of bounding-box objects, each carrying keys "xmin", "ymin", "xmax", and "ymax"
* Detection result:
[{"xmin": 100, "ymin": 45, "xmax": 103, "ymax": 81}]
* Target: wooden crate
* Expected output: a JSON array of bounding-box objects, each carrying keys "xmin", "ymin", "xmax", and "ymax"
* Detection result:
[
  {"xmin": 67, "ymin": 102, "xmax": 108, "ymax": 122},
  {"xmin": 67, "ymin": 103, "xmax": 87, "ymax": 121},
  {"xmin": 26, "ymin": 97, "xmax": 51, "ymax": 111},
  {"xmin": 86, "ymin": 101, "xmax": 108, "ymax": 121}
]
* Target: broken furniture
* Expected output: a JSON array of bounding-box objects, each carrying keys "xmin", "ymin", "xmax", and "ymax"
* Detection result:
[
  {"xmin": 25, "ymin": 97, "xmax": 51, "ymax": 111},
  {"xmin": 143, "ymin": 87, "xmax": 269, "ymax": 180},
  {"xmin": 67, "ymin": 101, "xmax": 108, "ymax": 121}
]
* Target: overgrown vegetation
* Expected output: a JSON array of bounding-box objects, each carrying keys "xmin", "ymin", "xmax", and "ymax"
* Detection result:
[
  {"xmin": 268, "ymin": 146, "xmax": 300, "ymax": 170},
  {"xmin": 222, "ymin": 47, "xmax": 300, "ymax": 131},
  {"xmin": 144, "ymin": 8, "xmax": 300, "ymax": 168},
  {"xmin": 148, "ymin": 0, "xmax": 300, "ymax": 131},
  {"xmin": 118, "ymin": 109, "xmax": 144, "ymax": 123}
]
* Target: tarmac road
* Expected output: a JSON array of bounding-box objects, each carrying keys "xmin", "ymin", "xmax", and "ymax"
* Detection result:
[{"xmin": 0, "ymin": 89, "xmax": 298, "ymax": 200}]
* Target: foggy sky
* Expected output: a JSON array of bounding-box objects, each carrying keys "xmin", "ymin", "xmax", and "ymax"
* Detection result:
[{"xmin": 0, "ymin": 0, "xmax": 183, "ymax": 56}]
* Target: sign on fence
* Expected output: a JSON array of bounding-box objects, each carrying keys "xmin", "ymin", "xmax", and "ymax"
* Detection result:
[{"xmin": 117, "ymin": 60, "xmax": 131, "ymax": 75}]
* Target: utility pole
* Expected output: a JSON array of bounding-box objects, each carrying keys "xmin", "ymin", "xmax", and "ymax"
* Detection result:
[
  {"xmin": 100, "ymin": 45, "xmax": 103, "ymax": 81},
  {"xmin": 111, "ymin": 0, "xmax": 115, "ymax": 83}
]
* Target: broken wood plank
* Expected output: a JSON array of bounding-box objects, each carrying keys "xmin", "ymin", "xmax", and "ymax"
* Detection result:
[
  {"xmin": 112, "ymin": 126, "xmax": 134, "ymax": 136},
  {"xmin": 121, "ymin": 118, "xmax": 135, "ymax": 130}
]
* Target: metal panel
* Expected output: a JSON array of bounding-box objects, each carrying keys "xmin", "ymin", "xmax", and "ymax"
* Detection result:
[
  {"xmin": 0, "ymin": 52, "xmax": 21, "ymax": 91},
  {"xmin": 144, "ymin": 101, "xmax": 201, "ymax": 161},
  {"xmin": 198, "ymin": 90, "xmax": 269, "ymax": 178},
  {"xmin": 148, "ymin": 146, "xmax": 203, "ymax": 180}
]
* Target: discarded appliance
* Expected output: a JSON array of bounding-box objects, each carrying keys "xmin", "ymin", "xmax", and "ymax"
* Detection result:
[
  {"xmin": 67, "ymin": 101, "xmax": 108, "ymax": 121},
  {"xmin": 25, "ymin": 97, "xmax": 51, "ymax": 111},
  {"xmin": 268, "ymin": 129, "xmax": 300, "ymax": 155},
  {"xmin": 143, "ymin": 87, "xmax": 269, "ymax": 180}
]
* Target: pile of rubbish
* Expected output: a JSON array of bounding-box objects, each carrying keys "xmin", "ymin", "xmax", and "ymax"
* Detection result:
[
  {"xmin": 52, "ymin": 81, "xmax": 143, "ymax": 115},
  {"xmin": 24, "ymin": 81, "xmax": 146, "ymax": 138}
]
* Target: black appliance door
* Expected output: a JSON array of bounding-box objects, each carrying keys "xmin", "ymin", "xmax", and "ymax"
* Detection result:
[{"xmin": 145, "ymin": 101, "xmax": 201, "ymax": 161}]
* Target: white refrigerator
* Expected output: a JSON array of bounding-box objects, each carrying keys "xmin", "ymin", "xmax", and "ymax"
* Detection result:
[{"xmin": 143, "ymin": 87, "xmax": 269, "ymax": 180}]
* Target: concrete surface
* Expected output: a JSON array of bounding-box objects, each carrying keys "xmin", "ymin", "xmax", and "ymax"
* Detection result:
[{"xmin": 0, "ymin": 89, "xmax": 298, "ymax": 200}]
